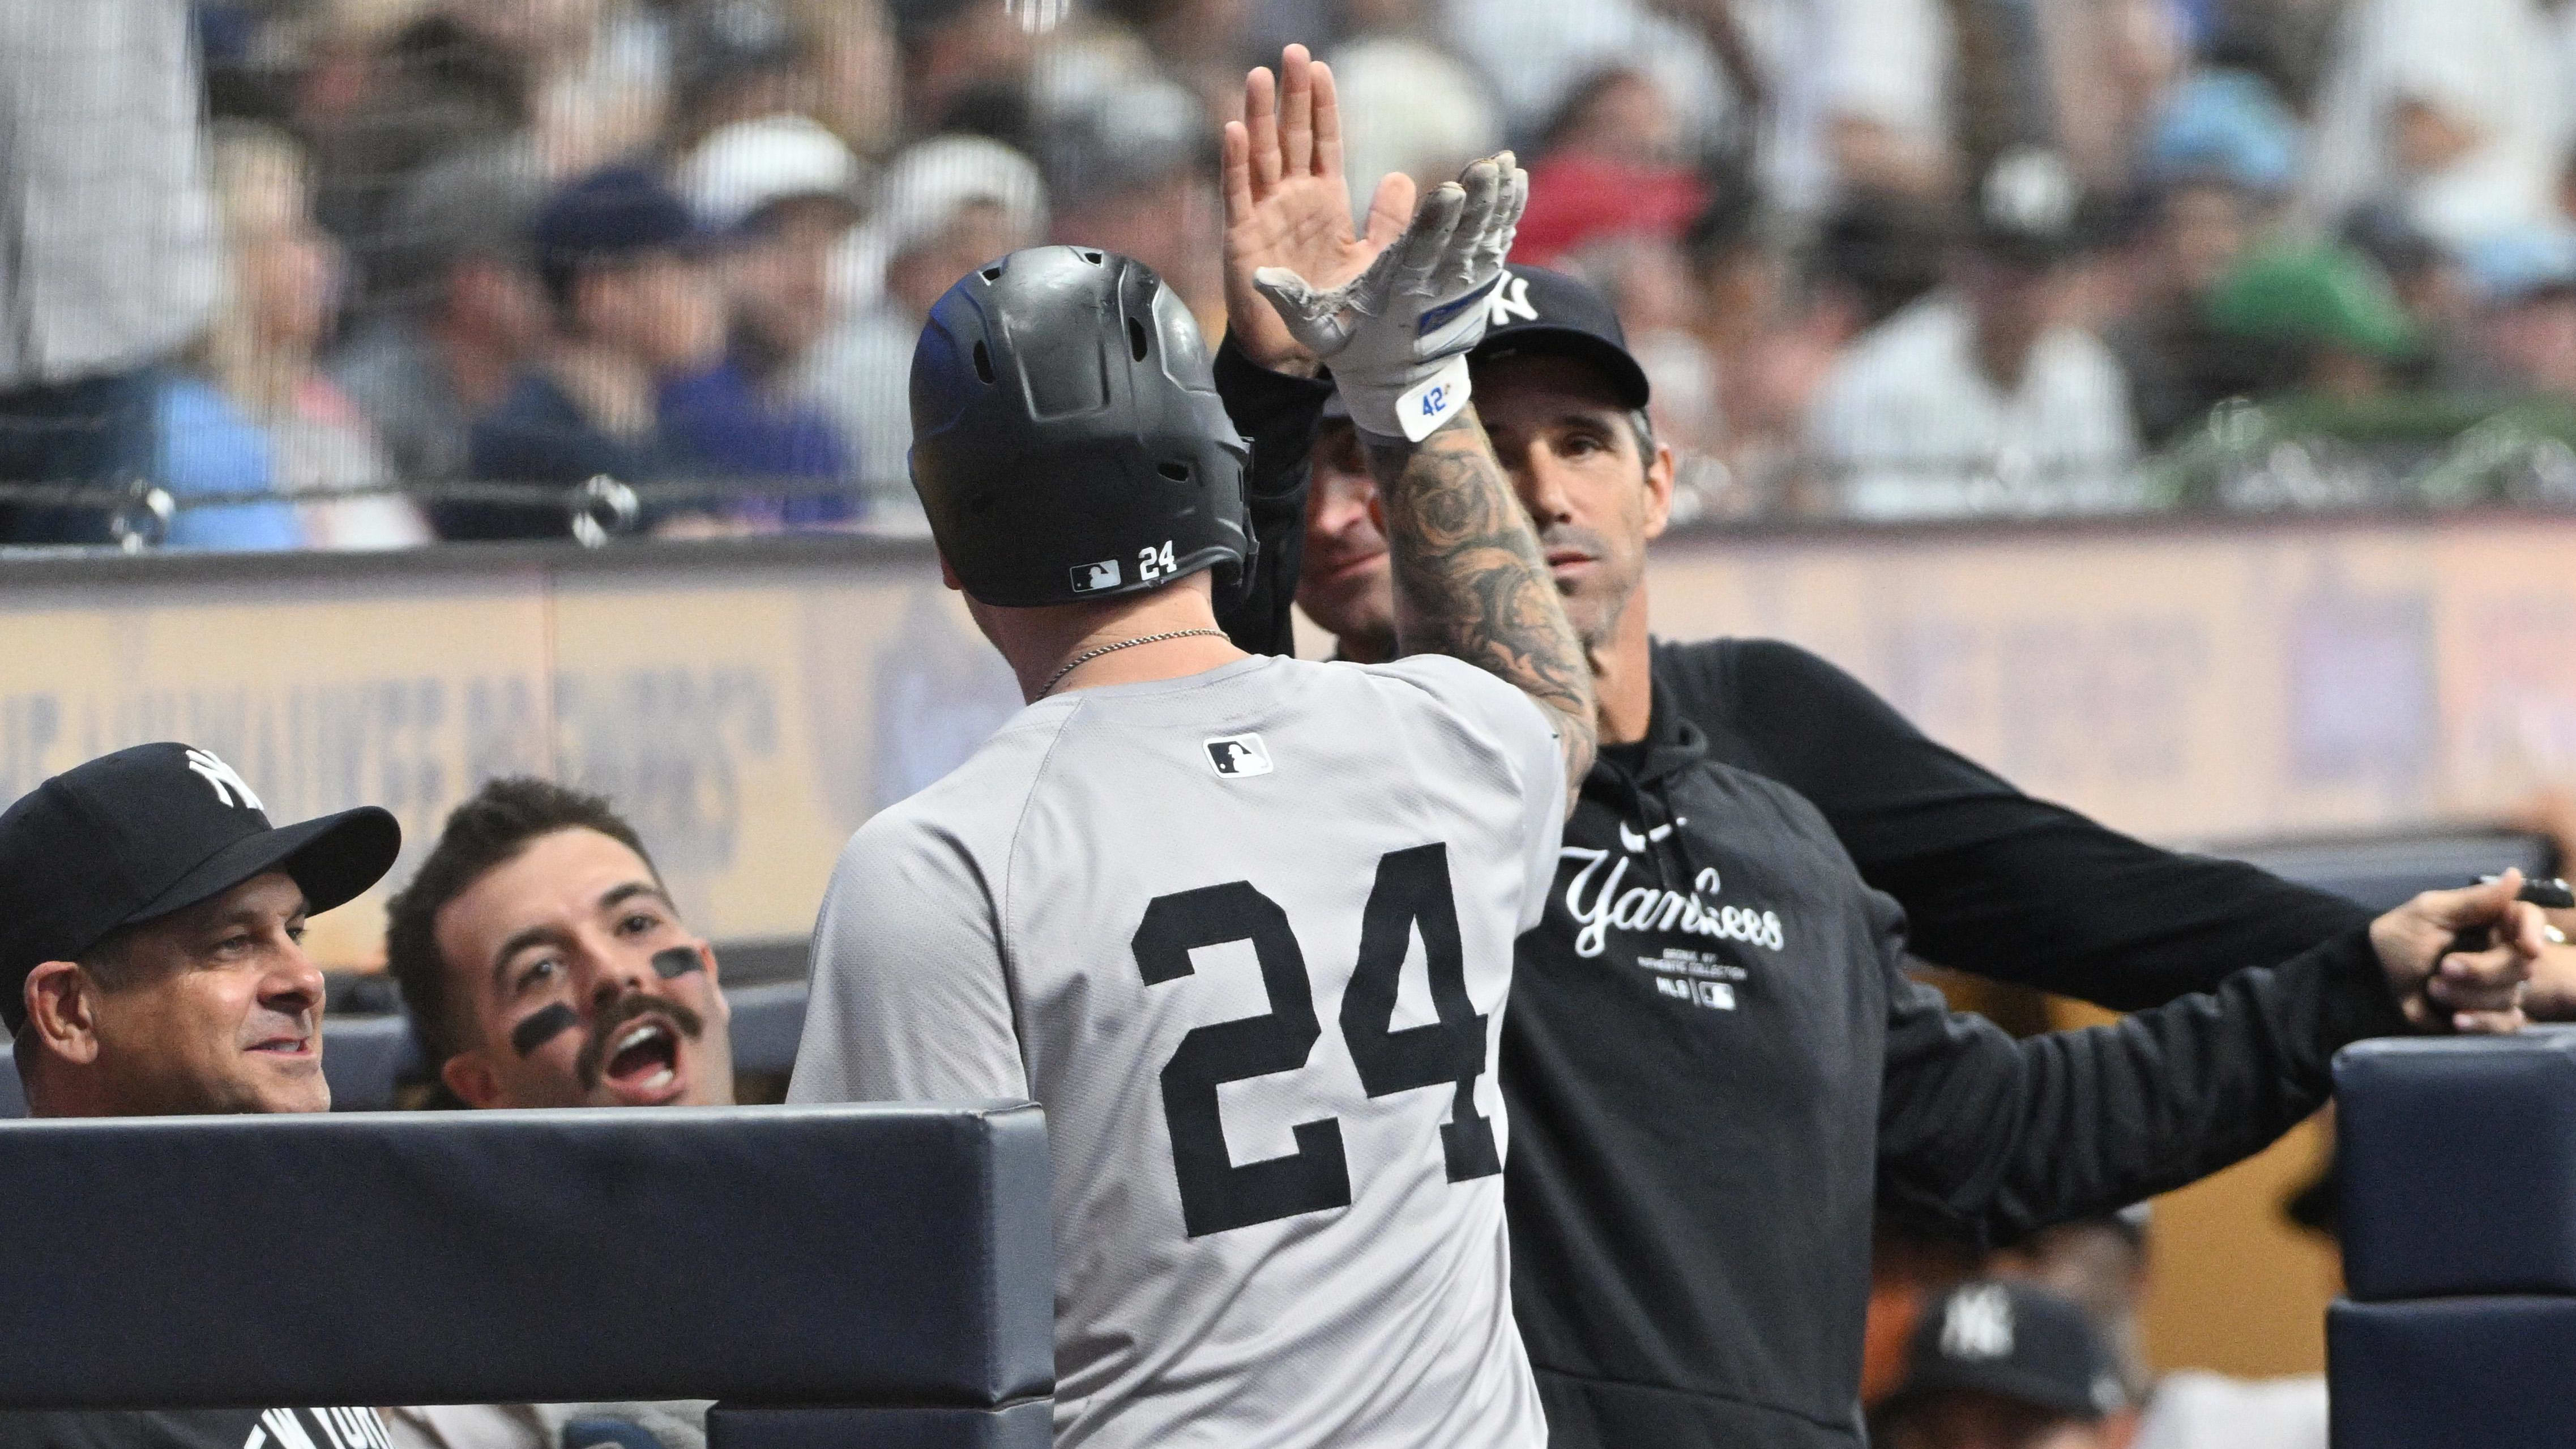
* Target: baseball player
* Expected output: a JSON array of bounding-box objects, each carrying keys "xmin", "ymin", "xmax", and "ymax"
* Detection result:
[{"xmin": 789, "ymin": 150, "xmax": 1592, "ymax": 1446}]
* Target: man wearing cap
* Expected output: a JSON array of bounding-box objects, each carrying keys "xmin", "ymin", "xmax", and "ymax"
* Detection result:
[
  {"xmin": 1872, "ymin": 1281, "xmax": 2125, "ymax": 1449},
  {"xmin": 458, "ymin": 167, "xmax": 727, "ymax": 541},
  {"xmin": 1804, "ymin": 147, "xmax": 2139, "ymax": 519},
  {"xmin": 331, "ymin": 140, "xmax": 550, "ymax": 492},
  {"xmin": 1214, "ymin": 67, "xmax": 2540, "ymax": 1445},
  {"xmin": 663, "ymin": 114, "xmax": 865, "ymax": 530},
  {"xmin": 0, "ymin": 743, "xmax": 400, "ymax": 1449},
  {"xmin": 801, "ymin": 134, "xmax": 1047, "ymax": 517}
]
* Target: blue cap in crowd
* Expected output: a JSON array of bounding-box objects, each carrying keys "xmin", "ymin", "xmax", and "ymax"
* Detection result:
[
  {"xmin": 2460, "ymin": 227, "xmax": 2576, "ymax": 307},
  {"xmin": 530, "ymin": 166, "xmax": 715, "ymax": 306},
  {"xmin": 2148, "ymin": 69, "xmax": 2299, "ymax": 198}
]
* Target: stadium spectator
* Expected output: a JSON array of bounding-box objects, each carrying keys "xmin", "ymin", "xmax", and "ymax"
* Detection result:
[
  {"xmin": 788, "ymin": 0, "xmax": 903, "ymax": 164},
  {"xmin": 1805, "ymin": 148, "xmax": 2142, "ymax": 518},
  {"xmin": 2107, "ymin": 70, "xmax": 2295, "ymax": 445},
  {"xmin": 2459, "ymin": 226, "xmax": 2576, "ymax": 399},
  {"xmin": 665, "ymin": 113, "xmax": 864, "ymax": 529},
  {"xmin": 667, "ymin": 0, "xmax": 811, "ymax": 155},
  {"xmin": 1565, "ymin": 234, "xmax": 1724, "ymax": 488},
  {"xmin": 460, "ymin": 166, "xmax": 725, "ymax": 540},
  {"xmin": 803, "ymin": 134, "xmax": 1046, "ymax": 515},
  {"xmin": 1516, "ymin": 65, "xmax": 1705, "ymax": 271},
  {"xmin": 1325, "ymin": 0, "xmax": 1502, "ymax": 222},
  {"xmin": 331, "ymin": 140, "xmax": 551, "ymax": 492},
  {"xmin": 2304, "ymin": 0, "xmax": 2566, "ymax": 249},
  {"xmin": 162, "ymin": 122, "xmax": 433, "ymax": 551},
  {"xmin": 301, "ymin": 8, "xmax": 531, "ymax": 308},
  {"xmin": 0, "ymin": 741, "xmax": 400, "ymax": 1449},
  {"xmin": 1869, "ymin": 1281, "xmax": 2125, "ymax": 1449},
  {"xmin": 1436, "ymin": 0, "xmax": 1742, "ymax": 181},
  {"xmin": 1079, "ymin": 0, "xmax": 1257, "ymax": 124},
  {"xmin": 1042, "ymin": 79, "xmax": 1227, "ymax": 325},
  {"xmin": 1684, "ymin": 195, "xmax": 1842, "ymax": 509},
  {"xmin": 0, "ymin": 0, "xmax": 219, "ymax": 546},
  {"xmin": 378, "ymin": 777, "xmax": 729, "ymax": 1449},
  {"xmin": 2203, "ymin": 244, "xmax": 2419, "ymax": 404},
  {"xmin": 891, "ymin": 0, "xmax": 1034, "ymax": 136},
  {"xmin": 445, "ymin": 0, "xmax": 671, "ymax": 177}
]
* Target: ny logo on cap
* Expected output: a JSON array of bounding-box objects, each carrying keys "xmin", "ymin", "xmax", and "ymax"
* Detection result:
[
  {"xmin": 1940, "ymin": 1285, "xmax": 2016, "ymax": 1361},
  {"xmin": 1486, "ymin": 272, "xmax": 1537, "ymax": 329},
  {"xmin": 184, "ymin": 748, "xmax": 264, "ymax": 812}
]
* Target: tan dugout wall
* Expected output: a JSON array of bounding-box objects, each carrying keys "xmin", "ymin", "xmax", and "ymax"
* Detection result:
[{"xmin": 4, "ymin": 510, "xmax": 2569, "ymax": 964}]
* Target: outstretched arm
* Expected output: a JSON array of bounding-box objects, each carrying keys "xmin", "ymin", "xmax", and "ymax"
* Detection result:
[
  {"xmin": 1366, "ymin": 411, "xmax": 1596, "ymax": 803},
  {"xmin": 1250, "ymin": 152, "xmax": 1596, "ymax": 802},
  {"xmin": 1877, "ymin": 873, "xmax": 2540, "ymax": 1242}
]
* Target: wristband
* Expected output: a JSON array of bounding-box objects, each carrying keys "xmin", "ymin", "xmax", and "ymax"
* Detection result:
[{"xmin": 1392, "ymin": 355, "xmax": 1473, "ymax": 442}]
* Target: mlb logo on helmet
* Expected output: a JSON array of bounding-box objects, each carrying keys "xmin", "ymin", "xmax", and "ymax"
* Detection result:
[
  {"xmin": 1203, "ymin": 733, "xmax": 1273, "ymax": 778},
  {"xmin": 1070, "ymin": 559, "xmax": 1123, "ymax": 593}
]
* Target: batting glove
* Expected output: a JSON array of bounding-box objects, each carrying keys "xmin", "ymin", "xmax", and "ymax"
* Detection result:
[{"xmin": 1251, "ymin": 151, "xmax": 1528, "ymax": 442}]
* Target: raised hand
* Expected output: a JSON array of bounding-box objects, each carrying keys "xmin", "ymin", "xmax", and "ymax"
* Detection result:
[
  {"xmin": 2370, "ymin": 870, "xmax": 2547, "ymax": 1034},
  {"xmin": 1251, "ymin": 151, "xmax": 1527, "ymax": 442},
  {"xmin": 1221, "ymin": 44, "xmax": 1417, "ymax": 375}
]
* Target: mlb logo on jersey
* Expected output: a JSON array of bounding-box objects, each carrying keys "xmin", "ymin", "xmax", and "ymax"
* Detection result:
[
  {"xmin": 1203, "ymin": 733, "xmax": 1272, "ymax": 778},
  {"xmin": 1070, "ymin": 558, "xmax": 1122, "ymax": 593}
]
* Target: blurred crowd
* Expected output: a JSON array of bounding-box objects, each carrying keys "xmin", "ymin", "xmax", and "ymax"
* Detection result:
[{"xmin": 14, "ymin": 0, "xmax": 2576, "ymax": 547}]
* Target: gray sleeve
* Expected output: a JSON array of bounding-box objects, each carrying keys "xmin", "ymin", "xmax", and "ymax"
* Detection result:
[{"xmin": 785, "ymin": 812, "xmax": 1029, "ymax": 1105}]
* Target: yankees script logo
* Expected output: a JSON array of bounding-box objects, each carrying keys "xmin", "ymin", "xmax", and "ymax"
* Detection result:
[
  {"xmin": 1560, "ymin": 817, "xmax": 1784, "ymax": 959},
  {"xmin": 1485, "ymin": 272, "xmax": 1538, "ymax": 329}
]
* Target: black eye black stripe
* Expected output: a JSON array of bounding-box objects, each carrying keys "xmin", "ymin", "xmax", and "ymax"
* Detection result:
[
  {"xmin": 652, "ymin": 947, "xmax": 702, "ymax": 979},
  {"xmin": 510, "ymin": 1002, "xmax": 578, "ymax": 1057}
]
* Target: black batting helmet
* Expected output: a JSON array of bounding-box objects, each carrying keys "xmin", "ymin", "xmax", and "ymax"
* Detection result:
[{"xmin": 908, "ymin": 246, "xmax": 1252, "ymax": 607}]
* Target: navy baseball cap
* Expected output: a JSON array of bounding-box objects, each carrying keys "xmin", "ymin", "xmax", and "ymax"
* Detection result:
[
  {"xmin": 1468, "ymin": 265, "xmax": 1652, "ymax": 410},
  {"xmin": 1881, "ymin": 1280, "xmax": 2125, "ymax": 1425},
  {"xmin": 0, "ymin": 744, "xmax": 400, "ymax": 1031},
  {"xmin": 532, "ymin": 166, "xmax": 715, "ymax": 304}
]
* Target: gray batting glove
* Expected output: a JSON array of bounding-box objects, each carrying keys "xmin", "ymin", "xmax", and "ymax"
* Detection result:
[{"xmin": 1251, "ymin": 151, "xmax": 1528, "ymax": 442}]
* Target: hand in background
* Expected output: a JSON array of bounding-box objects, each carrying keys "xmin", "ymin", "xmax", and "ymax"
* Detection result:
[
  {"xmin": 1221, "ymin": 44, "xmax": 1416, "ymax": 376},
  {"xmin": 2370, "ymin": 870, "xmax": 2545, "ymax": 1034},
  {"xmin": 2522, "ymin": 906, "xmax": 2576, "ymax": 1019}
]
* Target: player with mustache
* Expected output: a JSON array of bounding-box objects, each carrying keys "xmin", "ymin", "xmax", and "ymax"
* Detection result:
[{"xmin": 383, "ymin": 776, "xmax": 733, "ymax": 1112}]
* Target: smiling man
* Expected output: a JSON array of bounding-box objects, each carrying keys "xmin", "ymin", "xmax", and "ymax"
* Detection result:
[
  {"xmin": 385, "ymin": 778, "xmax": 731, "ymax": 1111},
  {"xmin": 0, "ymin": 741, "xmax": 401, "ymax": 1449}
]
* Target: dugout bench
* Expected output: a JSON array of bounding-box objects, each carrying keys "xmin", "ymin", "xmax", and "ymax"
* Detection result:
[{"xmin": 0, "ymin": 1105, "xmax": 1054, "ymax": 1448}]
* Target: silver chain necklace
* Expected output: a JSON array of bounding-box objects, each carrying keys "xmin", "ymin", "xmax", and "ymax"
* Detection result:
[{"xmin": 1038, "ymin": 628, "xmax": 1230, "ymax": 699}]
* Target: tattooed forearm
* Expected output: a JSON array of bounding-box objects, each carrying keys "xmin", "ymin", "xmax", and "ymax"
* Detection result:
[{"xmin": 1364, "ymin": 408, "xmax": 1597, "ymax": 803}]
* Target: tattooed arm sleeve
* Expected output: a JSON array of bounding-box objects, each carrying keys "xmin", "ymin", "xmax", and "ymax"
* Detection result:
[{"xmin": 1365, "ymin": 407, "xmax": 1597, "ymax": 807}]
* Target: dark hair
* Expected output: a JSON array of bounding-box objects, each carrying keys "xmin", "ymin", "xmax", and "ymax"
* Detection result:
[{"xmin": 383, "ymin": 779, "xmax": 659, "ymax": 1066}]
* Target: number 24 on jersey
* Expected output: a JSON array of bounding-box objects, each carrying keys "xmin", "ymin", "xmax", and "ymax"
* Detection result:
[{"xmin": 1131, "ymin": 843, "xmax": 1499, "ymax": 1238}]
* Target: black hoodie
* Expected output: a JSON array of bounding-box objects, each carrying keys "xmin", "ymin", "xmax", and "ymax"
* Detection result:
[{"xmin": 1505, "ymin": 694, "xmax": 2410, "ymax": 1448}]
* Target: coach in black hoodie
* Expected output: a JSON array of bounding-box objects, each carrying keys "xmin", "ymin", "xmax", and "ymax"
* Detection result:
[
  {"xmin": 1475, "ymin": 270, "xmax": 2548, "ymax": 1446},
  {"xmin": 1229, "ymin": 263, "xmax": 2540, "ymax": 1448}
]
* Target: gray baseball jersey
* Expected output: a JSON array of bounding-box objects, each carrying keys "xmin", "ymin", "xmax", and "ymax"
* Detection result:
[{"xmin": 789, "ymin": 653, "xmax": 1561, "ymax": 1448}]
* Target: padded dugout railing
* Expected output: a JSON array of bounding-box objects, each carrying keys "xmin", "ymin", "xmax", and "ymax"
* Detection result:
[
  {"xmin": 2328, "ymin": 1031, "xmax": 2576, "ymax": 1446},
  {"xmin": 0, "ymin": 1105, "xmax": 1055, "ymax": 1448}
]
